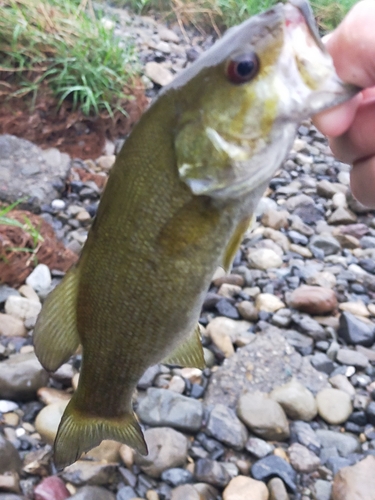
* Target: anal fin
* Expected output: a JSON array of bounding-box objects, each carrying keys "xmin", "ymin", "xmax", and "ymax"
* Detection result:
[
  {"xmin": 162, "ymin": 324, "xmax": 205, "ymax": 369},
  {"xmin": 33, "ymin": 266, "xmax": 80, "ymax": 372}
]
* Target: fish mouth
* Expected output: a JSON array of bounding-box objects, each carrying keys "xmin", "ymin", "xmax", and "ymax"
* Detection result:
[{"xmin": 286, "ymin": 0, "xmax": 325, "ymax": 51}]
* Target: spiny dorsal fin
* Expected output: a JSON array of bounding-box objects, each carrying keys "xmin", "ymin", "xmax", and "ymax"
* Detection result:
[
  {"xmin": 163, "ymin": 324, "xmax": 205, "ymax": 369},
  {"xmin": 33, "ymin": 266, "xmax": 80, "ymax": 372}
]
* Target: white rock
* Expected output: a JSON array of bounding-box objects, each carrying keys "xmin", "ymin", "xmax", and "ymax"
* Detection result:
[
  {"xmin": 5, "ymin": 296, "xmax": 41, "ymax": 321},
  {"xmin": 223, "ymin": 476, "xmax": 268, "ymax": 500},
  {"xmin": 35, "ymin": 400, "xmax": 69, "ymax": 444},
  {"xmin": 25, "ymin": 264, "xmax": 51, "ymax": 293},
  {"xmin": 247, "ymin": 248, "xmax": 283, "ymax": 270},
  {"xmin": 145, "ymin": 62, "xmax": 174, "ymax": 86},
  {"xmin": 255, "ymin": 293, "xmax": 285, "ymax": 313},
  {"xmin": 339, "ymin": 301, "xmax": 370, "ymax": 317},
  {"xmin": 0, "ymin": 313, "xmax": 27, "ymax": 337},
  {"xmin": 316, "ymin": 388, "xmax": 352, "ymax": 425},
  {"xmin": 51, "ymin": 199, "xmax": 66, "ymax": 211}
]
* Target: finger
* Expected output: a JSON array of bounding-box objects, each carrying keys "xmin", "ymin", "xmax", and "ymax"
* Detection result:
[
  {"xmin": 324, "ymin": 0, "xmax": 375, "ymax": 88},
  {"xmin": 350, "ymin": 155, "xmax": 375, "ymax": 208},
  {"xmin": 312, "ymin": 93, "xmax": 361, "ymax": 137},
  {"xmin": 329, "ymin": 100, "xmax": 375, "ymax": 163}
]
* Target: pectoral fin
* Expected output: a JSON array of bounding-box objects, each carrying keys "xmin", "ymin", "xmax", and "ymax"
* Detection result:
[
  {"xmin": 163, "ymin": 324, "xmax": 205, "ymax": 369},
  {"xmin": 33, "ymin": 266, "xmax": 80, "ymax": 372},
  {"xmin": 222, "ymin": 214, "xmax": 255, "ymax": 272}
]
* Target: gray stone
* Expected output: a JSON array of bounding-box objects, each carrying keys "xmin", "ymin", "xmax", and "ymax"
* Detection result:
[
  {"xmin": 161, "ymin": 468, "xmax": 193, "ymax": 487},
  {"xmin": 0, "ymin": 352, "xmax": 48, "ymax": 400},
  {"xmin": 291, "ymin": 313, "xmax": 326, "ymax": 340},
  {"xmin": 338, "ymin": 312, "xmax": 375, "ymax": 346},
  {"xmin": 134, "ymin": 427, "xmax": 188, "ymax": 478},
  {"xmin": 194, "ymin": 459, "xmax": 230, "ymax": 488},
  {"xmin": 0, "ymin": 135, "xmax": 71, "ymax": 210},
  {"xmin": 245, "ymin": 437, "xmax": 274, "ymax": 458},
  {"xmin": 204, "ymin": 330, "xmax": 328, "ymax": 408},
  {"xmin": 116, "ymin": 486, "xmax": 137, "ymax": 500},
  {"xmin": 0, "ymin": 436, "xmax": 21, "ymax": 474},
  {"xmin": 62, "ymin": 461, "xmax": 117, "ymax": 486},
  {"xmin": 137, "ymin": 364, "xmax": 161, "ymax": 389},
  {"xmin": 316, "ymin": 430, "xmax": 360, "ymax": 457},
  {"xmin": 237, "ymin": 392, "xmax": 290, "ymax": 441},
  {"xmin": 268, "ymin": 477, "xmax": 289, "ymax": 500},
  {"xmin": 251, "ymin": 455, "xmax": 297, "ymax": 492},
  {"xmin": 206, "ymin": 404, "xmax": 248, "ymax": 450},
  {"xmin": 287, "ymin": 442, "xmax": 320, "ymax": 472},
  {"xmin": 137, "ymin": 388, "xmax": 203, "ymax": 432},
  {"xmin": 316, "ymin": 388, "xmax": 352, "ymax": 425},
  {"xmin": 313, "ymin": 480, "xmax": 332, "ymax": 500},
  {"xmin": 336, "ymin": 348, "xmax": 369, "ymax": 369},
  {"xmin": 310, "ymin": 352, "xmax": 335, "ymax": 374},
  {"xmin": 70, "ymin": 486, "xmax": 116, "ymax": 500},
  {"xmin": 269, "ymin": 378, "xmax": 317, "ymax": 421},
  {"xmin": 290, "ymin": 421, "xmax": 321, "ymax": 454},
  {"xmin": 0, "ymin": 286, "xmax": 20, "ymax": 304},
  {"xmin": 332, "ymin": 456, "xmax": 375, "ymax": 500},
  {"xmin": 309, "ymin": 234, "xmax": 341, "ymax": 256}
]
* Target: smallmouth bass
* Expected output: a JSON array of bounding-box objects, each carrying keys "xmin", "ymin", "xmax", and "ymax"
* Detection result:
[{"xmin": 33, "ymin": 0, "xmax": 358, "ymax": 469}]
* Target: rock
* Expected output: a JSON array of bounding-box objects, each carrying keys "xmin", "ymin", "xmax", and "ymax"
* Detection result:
[
  {"xmin": 134, "ymin": 427, "xmax": 188, "ymax": 478},
  {"xmin": 170, "ymin": 485, "xmax": 199, "ymax": 500},
  {"xmin": 37, "ymin": 387, "xmax": 71, "ymax": 406},
  {"xmin": 316, "ymin": 429, "xmax": 360, "ymax": 457},
  {"xmin": 194, "ymin": 459, "xmax": 230, "ymax": 488},
  {"xmin": 270, "ymin": 379, "xmax": 317, "ymax": 421},
  {"xmin": 268, "ymin": 477, "xmax": 288, "ymax": 500},
  {"xmin": 205, "ymin": 330, "xmax": 328, "ymax": 408},
  {"xmin": 161, "ymin": 468, "xmax": 193, "ymax": 487},
  {"xmin": 255, "ymin": 294, "xmax": 285, "ymax": 313},
  {"xmin": 314, "ymin": 480, "xmax": 332, "ymax": 500},
  {"xmin": 116, "ymin": 486, "xmax": 138, "ymax": 500},
  {"xmin": 336, "ymin": 348, "xmax": 369, "ymax": 369},
  {"xmin": 25, "ymin": 264, "xmax": 51, "ymax": 293},
  {"xmin": 83, "ymin": 440, "xmax": 122, "ymax": 463},
  {"xmin": 236, "ymin": 301, "xmax": 259, "ymax": 321},
  {"xmin": 223, "ymin": 476, "xmax": 268, "ymax": 500},
  {"xmin": 61, "ymin": 461, "xmax": 117, "ymax": 486},
  {"xmin": 316, "ymin": 388, "xmax": 352, "ymax": 425},
  {"xmin": 96, "ymin": 155, "xmax": 116, "ymax": 171},
  {"xmin": 4, "ymin": 296, "xmax": 41, "ymax": 321},
  {"xmin": 251, "ymin": 455, "xmax": 297, "ymax": 492},
  {"xmin": 34, "ymin": 476, "xmax": 70, "ymax": 500},
  {"xmin": 287, "ymin": 443, "xmax": 320, "ymax": 473},
  {"xmin": 290, "ymin": 421, "xmax": 321, "ymax": 454},
  {"xmin": 332, "ymin": 456, "xmax": 375, "ymax": 500},
  {"xmin": 328, "ymin": 374, "xmax": 356, "ymax": 397},
  {"xmin": 205, "ymin": 317, "xmax": 251, "ymax": 358},
  {"xmin": 317, "ymin": 179, "xmax": 341, "ymax": 198},
  {"xmin": 245, "ymin": 437, "xmax": 274, "ymax": 459},
  {"xmin": 328, "ymin": 207, "xmax": 357, "ymax": 224},
  {"xmin": 291, "ymin": 313, "xmax": 326, "ymax": 340},
  {"xmin": 69, "ymin": 486, "xmax": 116, "ymax": 500},
  {"xmin": 338, "ymin": 311, "xmax": 375, "ymax": 346},
  {"xmin": 137, "ymin": 388, "xmax": 203, "ymax": 432},
  {"xmin": 0, "ymin": 352, "xmax": 48, "ymax": 400},
  {"xmin": 237, "ymin": 392, "xmax": 289, "ymax": 441},
  {"xmin": 261, "ymin": 209, "xmax": 289, "ymax": 230},
  {"xmin": 309, "ymin": 234, "xmax": 341, "ymax": 256},
  {"xmin": 247, "ymin": 249, "xmax": 283, "ymax": 270},
  {"xmin": 310, "ymin": 352, "xmax": 335, "ymax": 374},
  {"xmin": 0, "ymin": 436, "xmax": 21, "ymax": 474},
  {"xmin": 0, "ymin": 135, "xmax": 71, "ymax": 210},
  {"xmin": 0, "ymin": 314, "xmax": 27, "ymax": 337},
  {"xmin": 35, "ymin": 401, "xmax": 69, "ymax": 445},
  {"xmin": 137, "ymin": 364, "xmax": 161, "ymax": 389},
  {"xmin": 206, "ymin": 404, "xmax": 248, "ymax": 450},
  {"xmin": 288, "ymin": 285, "xmax": 337, "ymax": 314},
  {"xmin": 217, "ymin": 283, "xmax": 242, "ymax": 299},
  {"xmin": 145, "ymin": 62, "xmax": 174, "ymax": 86},
  {"xmin": 339, "ymin": 301, "xmax": 370, "ymax": 317}
]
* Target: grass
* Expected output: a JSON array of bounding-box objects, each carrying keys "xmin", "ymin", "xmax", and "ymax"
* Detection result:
[
  {"xmin": 0, "ymin": 0, "xmax": 139, "ymax": 116},
  {"xmin": 0, "ymin": 199, "xmax": 44, "ymax": 265},
  {"xmin": 120, "ymin": 0, "xmax": 358, "ymax": 32}
]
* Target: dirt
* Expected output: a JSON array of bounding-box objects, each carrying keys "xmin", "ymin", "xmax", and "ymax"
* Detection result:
[{"xmin": 0, "ymin": 80, "xmax": 149, "ymax": 160}]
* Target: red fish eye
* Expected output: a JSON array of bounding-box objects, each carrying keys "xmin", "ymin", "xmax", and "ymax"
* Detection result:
[{"xmin": 226, "ymin": 53, "xmax": 260, "ymax": 84}]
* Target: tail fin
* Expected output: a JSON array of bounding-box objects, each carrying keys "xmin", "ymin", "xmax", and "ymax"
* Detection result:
[{"xmin": 54, "ymin": 397, "xmax": 147, "ymax": 470}]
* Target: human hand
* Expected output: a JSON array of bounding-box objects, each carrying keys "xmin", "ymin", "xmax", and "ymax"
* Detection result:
[{"xmin": 313, "ymin": 0, "xmax": 375, "ymax": 208}]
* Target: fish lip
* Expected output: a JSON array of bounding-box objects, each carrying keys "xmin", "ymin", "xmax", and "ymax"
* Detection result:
[{"xmin": 287, "ymin": 0, "xmax": 325, "ymax": 51}]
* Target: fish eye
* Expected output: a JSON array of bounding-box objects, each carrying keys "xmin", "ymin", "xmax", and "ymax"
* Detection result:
[{"xmin": 226, "ymin": 52, "xmax": 260, "ymax": 84}]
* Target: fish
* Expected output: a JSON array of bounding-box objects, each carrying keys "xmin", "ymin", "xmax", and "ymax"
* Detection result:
[{"xmin": 33, "ymin": 0, "xmax": 358, "ymax": 469}]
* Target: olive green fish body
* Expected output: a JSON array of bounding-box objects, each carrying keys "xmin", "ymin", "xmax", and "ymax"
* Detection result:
[{"xmin": 33, "ymin": 0, "xmax": 358, "ymax": 469}]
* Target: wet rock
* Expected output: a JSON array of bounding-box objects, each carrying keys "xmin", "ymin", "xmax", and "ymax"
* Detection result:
[
  {"xmin": 0, "ymin": 314, "xmax": 26, "ymax": 337},
  {"xmin": 247, "ymin": 248, "xmax": 283, "ymax": 270},
  {"xmin": 0, "ymin": 352, "xmax": 48, "ymax": 400},
  {"xmin": 70, "ymin": 486, "xmax": 116, "ymax": 500},
  {"xmin": 205, "ymin": 331, "xmax": 328, "ymax": 408},
  {"xmin": 194, "ymin": 459, "xmax": 230, "ymax": 488},
  {"xmin": 237, "ymin": 392, "xmax": 289, "ymax": 441},
  {"xmin": 206, "ymin": 404, "xmax": 248, "ymax": 450},
  {"xmin": 338, "ymin": 311, "xmax": 375, "ymax": 346},
  {"xmin": 332, "ymin": 455, "xmax": 375, "ymax": 500},
  {"xmin": 134, "ymin": 427, "xmax": 188, "ymax": 478},
  {"xmin": 251, "ymin": 455, "xmax": 297, "ymax": 492},
  {"xmin": 316, "ymin": 430, "xmax": 360, "ymax": 457},
  {"xmin": 316, "ymin": 388, "xmax": 352, "ymax": 424},
  {"xmin": 268, "ymin": 477, "xmax": 289, "ymax": 500},
  {"xmin": 245, "ymin": 437, "xmax": 274, "ymax": 459},
  {"xmin": 34, "ymin": 476, "xmax": 70, "ymax": 500},
  {"xmin": 288, "ymin": 285, "xmax": 337, "ymax": 314},
  {"xmin": 287, "ymin": 443, "xmax": 320, "ymax": 473},
  {"xmin": 4, "ymin": 296, "xmax": 41, "ymax": 321},
  {"xmin": 223, "ymin": 476, "xmax": 268, "ymax": 500},
  {"xmin": 270, "ymin": 379, "xmax": 317, "ymax": 421},
  {"xmin": 137, "ymin": 388, "xmax": 203, "ymax": 432},
  {"xmin": 35, "ymin": 401, "xmax": 69, "ymax": 445},
  {"xmin": 61, "ymin": 461, "xmax": 117, "ymax": 486}
]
